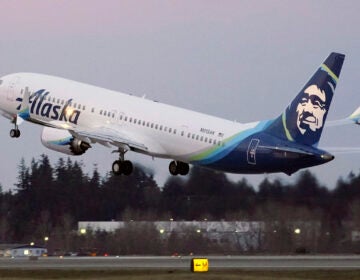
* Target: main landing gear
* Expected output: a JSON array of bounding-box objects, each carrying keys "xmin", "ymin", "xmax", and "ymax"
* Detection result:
[
  {"xmin": 112, "ymin": 147, "xmax": 133, "ymax": 176},
  {"xmin": 112, "ymin": 160, "xmax": 133, "ymax": 176},
  {"xmin": 169, "ymin": 161, "xmax": 189, "ymax": 176}
]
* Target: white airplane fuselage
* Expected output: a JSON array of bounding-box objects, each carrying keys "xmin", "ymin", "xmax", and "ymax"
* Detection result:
[{"xmin": 0, "ymin": 73, "xmax": 249, "ymax": 157}]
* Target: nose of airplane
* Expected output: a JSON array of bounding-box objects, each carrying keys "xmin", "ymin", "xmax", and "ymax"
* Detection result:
[{"xmin": 0, "ymin": 75, "xmax": 16, "ymax": 110}]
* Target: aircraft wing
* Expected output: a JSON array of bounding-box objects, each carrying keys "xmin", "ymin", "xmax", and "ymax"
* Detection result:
[
  {"xmin": 69, "ymin": 126, "xmax": 149, "ymax": 152},
  {"xmin": 41, "ymin": 119, "xmax": 149, "ymax": 153}
]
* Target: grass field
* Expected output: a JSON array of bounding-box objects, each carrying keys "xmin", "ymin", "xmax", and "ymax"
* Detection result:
[{"xmin": 0, "ymin": 269, "xmax": 359, "ymax": 280}]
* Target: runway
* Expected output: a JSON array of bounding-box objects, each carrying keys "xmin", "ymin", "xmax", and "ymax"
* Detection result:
[{"xmin": 0, "ymin": 255, "xmax": 359, "ymax": 270}]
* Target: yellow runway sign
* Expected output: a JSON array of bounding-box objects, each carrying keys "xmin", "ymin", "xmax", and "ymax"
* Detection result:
[{"xmin": 191, "ymin": 258, "xmax": 209, "ymax": 272}]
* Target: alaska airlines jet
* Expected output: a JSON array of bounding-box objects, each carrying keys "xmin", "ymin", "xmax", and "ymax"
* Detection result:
[{"xmin": 0, "ymin": 53, "xmax": 351, "ymax": 176}]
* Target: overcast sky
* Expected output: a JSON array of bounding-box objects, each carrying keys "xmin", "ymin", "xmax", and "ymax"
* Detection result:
[{"xmin": 0, "ymin": 0, "xmax": 360, "ymax": 191}]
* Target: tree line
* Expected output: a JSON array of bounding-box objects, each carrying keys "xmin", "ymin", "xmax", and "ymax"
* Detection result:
[{"xmin": 0, "ymin": 154, "xmax": 359, "ymax": 254}]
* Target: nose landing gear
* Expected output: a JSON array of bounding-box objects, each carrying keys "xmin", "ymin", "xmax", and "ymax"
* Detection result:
[{"xmin": 10, "ymin": 125, "xmax": 20, "ymax": 138}]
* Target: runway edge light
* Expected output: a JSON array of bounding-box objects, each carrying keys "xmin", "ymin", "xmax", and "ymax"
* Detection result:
[{"xmin": 190, "ymin": 258, "xmax": 209, "ymax": 272}]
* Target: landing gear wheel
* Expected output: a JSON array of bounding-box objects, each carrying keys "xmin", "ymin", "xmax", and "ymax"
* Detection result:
[
  {"xmin": 112, "ymin": 160, "xmax": 133, "ymax": 176},
  {"xmin": 10, "ymin": 129, "xmax": 20, "ymax": 138},
  {"xmin": 112, "ymin": 160, "xmax": 122, "ymax": 175},
  {"xmin": 178, "ymin": 162, "xmax": 190, "ymax": 175},
  {"xmin": 169, "ymin": 161, "xmax": 178, "ymax": 175},
  {"xmin": 112, "ymin": 147, "xmax": 133, "ymax": 176},
  {"xmin": 123, "ymin": 160, "xmax": 133, "ymax": 176}
]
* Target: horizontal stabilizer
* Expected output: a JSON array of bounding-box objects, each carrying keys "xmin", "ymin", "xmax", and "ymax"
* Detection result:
[
  {"xmin": 326, "ymin": 118, "xmax": 354, "ymax": 127},
  {"xmin": 321, "ymin": 147, "xmax": 360, "ymax": 154},
  {"xmin": 348, "ymin": 106, "xmax": 360, "ymax": 124},
  {"xmin": 326, "ymin": 106, "xmax": 360, "ymax": 127}
]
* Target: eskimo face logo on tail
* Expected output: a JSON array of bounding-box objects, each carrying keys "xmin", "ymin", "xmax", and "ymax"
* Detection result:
[
  {"xmin": 16, "ymin": 89, "xmax": 81, "ymax": 124},
  {"xmin": 284, "ymin": 77, "xmax": 334, "ymax": 146},
  {"xmin": 296, "ymin": 85, "xmax": 327, "ymax": 135}
]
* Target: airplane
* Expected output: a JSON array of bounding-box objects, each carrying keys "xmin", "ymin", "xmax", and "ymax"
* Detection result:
[{"xmin": 0, "ymin": 52, "xmax": 353, "ymax": 176}]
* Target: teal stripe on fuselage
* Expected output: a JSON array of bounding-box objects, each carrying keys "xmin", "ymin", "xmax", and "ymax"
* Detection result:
[{"xmin": 191, "ymin": 120, "xmax": 273, "ymax": 165}]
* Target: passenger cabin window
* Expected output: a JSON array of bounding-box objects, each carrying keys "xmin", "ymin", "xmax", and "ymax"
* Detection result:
[
  {"xmin": 91, "ymin": 108, "xmax": 95, "ymax": 113},
  {"xmin": 0, "ymin": 80, "xmax": 2, "ymax": 85}
]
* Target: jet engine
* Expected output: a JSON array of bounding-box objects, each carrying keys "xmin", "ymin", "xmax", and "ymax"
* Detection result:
[{"xmin": 41, "ymin": 127, "xmax": 91, "ymax": 155}]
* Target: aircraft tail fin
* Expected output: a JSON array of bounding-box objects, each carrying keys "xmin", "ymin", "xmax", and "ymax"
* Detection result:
[{"xmin": 265, "ymin": 52, "xmax": 345, "ymax": 146}]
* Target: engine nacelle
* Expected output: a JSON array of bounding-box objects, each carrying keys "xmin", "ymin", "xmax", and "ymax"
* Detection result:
[{"xmin": 41, "ymin": 127, "xmax": 91, "ymax": 155}]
